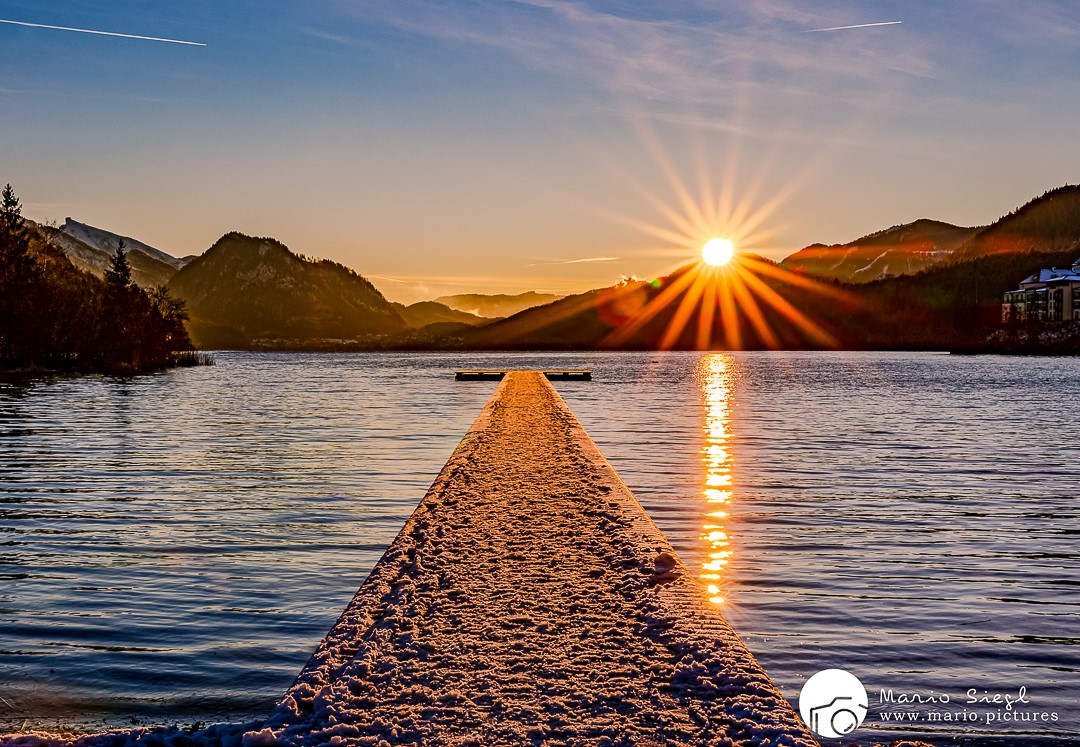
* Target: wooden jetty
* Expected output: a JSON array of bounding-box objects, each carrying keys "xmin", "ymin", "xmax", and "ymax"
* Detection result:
[
  {"xmin": 456, "ymin": 369, "xmax": 592, "ymax": 381},
  {"xmin": 263, "ymin": 371, "xmax": 817, "ymax": 746}
]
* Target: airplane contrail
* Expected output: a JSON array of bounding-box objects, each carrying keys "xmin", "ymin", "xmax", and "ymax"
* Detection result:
[
  {"xmin": 0, "ymin": 18, "xmax": 206, "ymax": 46},
  {"xmin": 804, "ymin": 20, "xmax": 902, "ymax": 33}
]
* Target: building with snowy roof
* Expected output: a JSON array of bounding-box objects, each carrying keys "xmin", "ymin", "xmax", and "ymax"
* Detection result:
[{"xmin": 1002, "ymin": 257, "xmax": 1080, "ymax": 322}]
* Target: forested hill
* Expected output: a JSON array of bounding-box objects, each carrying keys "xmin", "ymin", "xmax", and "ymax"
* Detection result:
[
  {"xmin": 782, "ymin": 185, "xmax": 1080, "ymax": 284},
  {"xmin": 457, "ymin": 248, "xmax": 1080, "ymax": 352},
  {"xmin": 168, "ymin": 232, "xmax": 408, "ymax": 348},
  {"xmin": 952, "ymin": 185, "xmax": 1080, "ymax": 260},
  {"xmin": 781, "ymin": 219, "xmax": 979, "ymax": 282},
  {"xmin": 0, "ymin": 184, "xmax": 195, "ymax": 373}
]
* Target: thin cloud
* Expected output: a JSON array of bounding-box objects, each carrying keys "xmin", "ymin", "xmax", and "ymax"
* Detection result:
[
  {"xmin": 298, "ymin": 27, "xmax": 356, "ymax": 46},
  {"xmin": 527, "ymin": 256, "xmax": 620, "ymax": 267},
  {"xmin": 803, "ymin": 21, "xmax": 902, "ymax": 33},
  {"xmin": 349, "ymin": 1, "xmax": 934, "ymax": 110},
  {"xmin": 0, "ymin": 18, "xmax": 206, "ymax": 46}
]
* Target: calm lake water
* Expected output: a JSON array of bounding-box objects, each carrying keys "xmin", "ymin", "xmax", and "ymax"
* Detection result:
[{"xmin": 1, "ymin": 351, "xmax": 1078, "ymax": 745}]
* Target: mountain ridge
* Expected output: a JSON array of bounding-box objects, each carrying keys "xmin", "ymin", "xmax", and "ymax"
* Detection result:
[
  {"xmin": 391, "ymin": 301, "xmax": 489, "ymax": 328},
  {"xmin": 32, "ymin": 219, "xmax": 185, "ymax": 288},
  {"xmin": 168, "ymin": 232, "xmax": 407, "ymax": 348},
  {"xmin": 60, "ymin": 218, "xmax": 185, "ymax": 269},
  {"xmin": 782, "ymin": 184, "xmax": 1080, "ymax": 282},
  {"xmin": 435, "ymin": 291, "xmax": 561, "ymax": 318},
  {"xmin": 459, "ymin": 248, "xmax": 1080, "ymax": 352},
  {"xmin": 31, "ymin": 183, "xmax": 1080, "ymax": 352},
  {"xmin": 782, "ymin": 218, "xmax": 981, "ymax": 282}
]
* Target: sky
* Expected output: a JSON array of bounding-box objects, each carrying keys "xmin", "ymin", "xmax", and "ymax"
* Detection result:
[{"xmin": 1, "ymin": 1, "xmax": 1078, "ymax": 303}]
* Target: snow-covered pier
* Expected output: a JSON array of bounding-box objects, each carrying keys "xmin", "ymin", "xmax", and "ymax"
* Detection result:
[{"xmin": 261, "ymin": 371, "xmax": 818, "ymax": 746}]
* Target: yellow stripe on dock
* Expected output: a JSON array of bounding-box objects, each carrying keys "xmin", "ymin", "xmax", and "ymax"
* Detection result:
[{"xmin": 265, "ymin": 371, "xmax": 817, "ymax": 746}]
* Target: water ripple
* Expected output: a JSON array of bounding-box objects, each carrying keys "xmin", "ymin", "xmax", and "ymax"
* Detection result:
[{"xmin": 1, "ymin": 351, "xmax": 1078, "ymax": 745}]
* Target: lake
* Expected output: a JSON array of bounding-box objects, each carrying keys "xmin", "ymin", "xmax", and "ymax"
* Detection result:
[{"xmin": 1, "ymin": 351, "xmax": 1077, "ymax": 745}]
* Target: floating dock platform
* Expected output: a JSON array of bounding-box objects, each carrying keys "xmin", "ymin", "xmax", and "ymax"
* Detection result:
[
  {"xmin": 456, "ymin": 369, "xmax": 592, "ymax": 381},
  {"xmin": 263, "ymin": 371, "xmax": 817, "ymax": 746}
]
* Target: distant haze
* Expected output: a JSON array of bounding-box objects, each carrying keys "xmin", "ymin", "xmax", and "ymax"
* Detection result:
[{"xmin": 436, "ymin": 292, "xmax": 562, "ymax": 318}]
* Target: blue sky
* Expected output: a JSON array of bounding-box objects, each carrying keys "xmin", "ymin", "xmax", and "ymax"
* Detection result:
[{"xmin": 1, "ymin": 1, "xmax": 1078, "ymax": 302}]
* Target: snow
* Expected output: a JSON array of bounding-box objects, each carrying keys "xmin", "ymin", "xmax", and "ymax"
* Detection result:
[
  {"xmin": 60, "ymin": 219, "xmax": 186, "ymax": 269},
  {"xmin": 257, "ymin": 371, "xmax": 819, "ymax": 746},
  {"xmin": 852, "ymin": 250, "xmax": 890, "ymax": 277}
]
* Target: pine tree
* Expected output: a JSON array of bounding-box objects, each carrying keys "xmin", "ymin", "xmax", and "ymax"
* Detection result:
[
  {"xmin": 0, "ymin": 183, "xmax": 32, "ymax": 285},
  {"xmin": 100, "ymin": 238, "xmax": 140, "ymax": 367},
  {"xmin": 106, "ymin": 239, "xmax": 133, "ymax": 287},
  {"xmin": 0, "ymin": 184, "xmax": 29, "ymax": 248},
  {"xmin": 0, "ymin": 183, "xmax": 38, "ymax": 364}
]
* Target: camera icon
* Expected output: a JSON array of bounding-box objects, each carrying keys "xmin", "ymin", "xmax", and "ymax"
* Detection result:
[
  {"xmin": 808, "ymin": 695, "xmax": 866, "ymax": 737},
  {"xmin": 799, "ymin": 669, "xmax": 868, "ymax": 739}
]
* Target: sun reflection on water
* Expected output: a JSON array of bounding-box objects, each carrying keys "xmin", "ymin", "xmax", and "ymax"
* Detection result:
[{"xmin": 699, "ymin": 353, "xmax": 734, "ymax": 604}]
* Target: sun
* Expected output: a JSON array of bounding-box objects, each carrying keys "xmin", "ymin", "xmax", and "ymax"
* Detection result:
[{"xmin": 702, "ymin": 237, "xmax": 735, "ymax": 267}]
